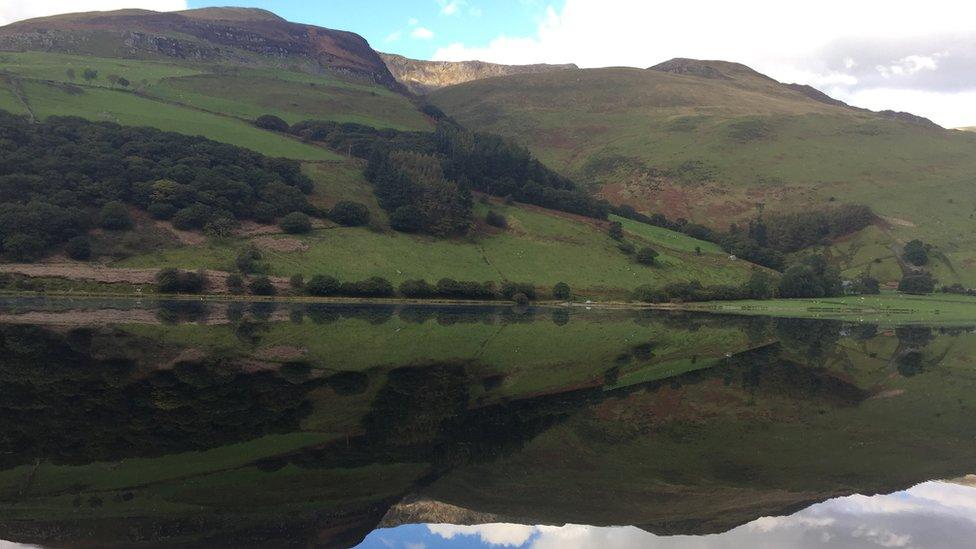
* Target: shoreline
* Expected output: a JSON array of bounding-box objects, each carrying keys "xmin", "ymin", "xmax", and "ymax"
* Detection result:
[{"xmin": 2, "ymin": 290, "xmax": 976, "ymax": 323}]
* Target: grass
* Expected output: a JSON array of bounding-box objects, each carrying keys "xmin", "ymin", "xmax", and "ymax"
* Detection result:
[
  {"xmin": 150, "ymin": 72, "xmax": 430, "ymax": 130},
  {"xmin": 117, "ymin": 201, "xmax": 757, "ymax": 297},
  {"xmin": 681, "ymin": 291, "xmax": 976, "ymax": 323},
  {"xmin": 17, "ymin": 80, "xmax": 337, "ymax": 161},
  {"xmin": 430, "ymin": 66, "xmax": 976, "ymax": 285}
]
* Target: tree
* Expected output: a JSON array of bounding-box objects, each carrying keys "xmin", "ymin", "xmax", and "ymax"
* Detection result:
[
  {"xmin": 486, "ymin": 210, "xmax": 507, "ymax": 228},
  {"xmin": 98, "ymin": 201, "xmax": 132, "ymax": 231},
  {"xmin": 390, "ymin": 205, "xmax": 423, "ymax": 232},
  {"xmin": 117, "ymin": 77, "xmax": 130, "ymax": 88},
  {"xmin": 636, "ymin": 246, "xmax": 659, "ymax": 266},
  {"xmin": 106, "ymin": 74, "xmax": 120, "ymax": 87},
  {"xmin": 82, "ymin": 69, "xmax": 98, "ymax": 83},
  {"xmin": 254, "ymin": 115, "xmax": 290, "ymax": 133},
  {"xmin": 279, "ymin": 212, "xmax": 312, "ymax": 234},
  {"xmin": 155, "ymin": 268, "xmax": 182, "ymax": 294},
  {"xmin": 400, "ymin": 279, "xmax": 436, "ymax": 298},
  {"xmin": 65, "ymin": 68, "xmax": 75, "ymax": 81},
  {"xmin": 608, "ymin": 221, "xmax": 624, "ymax": 241},
  {"xmin": 851, "ymin": 274, "xmax": 881, "ymax": 295},
  {"xmin": 226, "ymin": 273, "xmax": 245, "ymax": 294},
  {"xmin": 743, "ymin": 270, "xmax": 774, "ymax": 299},
  {"xmin": 778, "ymin": 265, "xmax": 823, "ymax": 298},
  {"xmin": 903, "ymin": 239, "xmax": 928, "ymax": 266},
  {"xmin": 289, "ymin": 274, "xmax": 304, "ymax": 291},
  {"xmin": 552, "ymin": 282, "xmax": 572, "ymax": 300},
  {"xmin": 899, "ymin": 273, "xmax": 935, "ymax": 295},
  {"xmin": 65, "ymin": 236, "xmax": 92, "ymax": 261},
  {"xmin": 306, "ymin": 275, "xmax": 340, "ymax": 296},
  {"xmin": 328, "ymin": 201, "xmax": 370, "ymax": 227},
  {"xmin": 249, "ymin": 276, "xmax": 276, "ymax": 296}
]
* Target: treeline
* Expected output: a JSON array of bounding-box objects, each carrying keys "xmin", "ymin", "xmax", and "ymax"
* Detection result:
[
  {"xmin": 285, "ymin": 118, "xmax": 610, "ymax": 235},
  {"xmin": 155, "ymin": 266, "xmax": 549, "ymax": 303},
  {"xmin": 612, "ymin": 203, "xmax": 875, "ymax": 271},
  {"xmin": 633, "ymin": 256, "xmax": 880, "ymax": 303},
  {"xmin": 0, "ymin": 111, "xmax": 314, "ymax": 260}
]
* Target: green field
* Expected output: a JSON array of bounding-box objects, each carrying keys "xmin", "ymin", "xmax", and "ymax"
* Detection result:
[
  {"xmin": 117, "ymin": 201, "xmax": 758, "ymax": 296},
  {"xmin": 681, "ymin": 292, "xmax": 976, "ymax": 323},
  {"xmin": 9, "ymin": 80, "xmax": 337, "ymax": 161}
]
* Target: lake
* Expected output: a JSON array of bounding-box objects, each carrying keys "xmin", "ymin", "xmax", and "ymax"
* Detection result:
[{"xmin": 0, "ymin": 297, "xmax": 974, "ymax": 548}]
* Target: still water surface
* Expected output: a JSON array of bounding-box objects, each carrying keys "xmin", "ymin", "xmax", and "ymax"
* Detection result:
[{"xmin": 0, "ymin": 298, "xmax": 974, "ymax": 548}]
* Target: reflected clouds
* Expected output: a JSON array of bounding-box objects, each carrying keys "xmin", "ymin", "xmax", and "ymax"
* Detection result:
[{"xmin": 360, "ymin": 481, "xmax": 976, "ymax": 548}]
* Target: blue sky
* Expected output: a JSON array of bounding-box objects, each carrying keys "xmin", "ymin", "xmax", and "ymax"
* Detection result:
[{"xmin": 185, "ymin": 0, "xmax": 557, "ymax": 59}]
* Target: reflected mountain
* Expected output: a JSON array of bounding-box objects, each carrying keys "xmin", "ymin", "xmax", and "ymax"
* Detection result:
[{"xmin": 0, "ymin": 299, "xmax": 974, "ymax": 547}]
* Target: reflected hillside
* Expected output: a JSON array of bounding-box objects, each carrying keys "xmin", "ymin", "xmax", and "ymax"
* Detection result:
[{"xmin": 0, "ymin": 299, "xmax": 974, "ymax": 547}]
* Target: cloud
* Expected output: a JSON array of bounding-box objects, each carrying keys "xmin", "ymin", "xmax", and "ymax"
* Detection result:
[
  {"xmin": 411, "ymin": 27, "xmax": 435, "ymax": 40},
  {"xmin": 385, "ymin": 30, "xmax": 403, "ymax": 44},
  {"xmin": 438, "ymin": 0, "xmax": 466, "ymax": 16},
  {"xmin": 427, "ymin": 523, "xmax": 538, "ymax": 546},
  {"xmin": 431, "ymin": 0, "xmax": 976, "ymax": 127},
  {"xmin": 0, "ymin": 0, "xmax": 187, "ymax": 26}
]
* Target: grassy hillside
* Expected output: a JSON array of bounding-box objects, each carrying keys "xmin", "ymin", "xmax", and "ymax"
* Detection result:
[
  {"xmin": 429, "ymin": 63, "xmax": 976, "ymax": 284},
  {"xmin": 117, "ymin": 198, "xmax": 755, "ymax": 298}
]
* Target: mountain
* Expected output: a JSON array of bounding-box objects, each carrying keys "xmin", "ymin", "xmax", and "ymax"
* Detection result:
[
  {"xmin": 0, "ymin": 9, "xmax": 757, "ymax": 300},
  {"xmin": 380, "ymin": 53, "xmax": 578, "ymax": 94},
  {"xmin": 0, "ymin": 7, "xmax": 400, "ymax": 88},
  {"xmin": 428, "ymin": 59, "xmax": 976, "ymax": 286}
]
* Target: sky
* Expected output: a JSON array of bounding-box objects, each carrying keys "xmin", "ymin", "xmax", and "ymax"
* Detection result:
[
  {"xmin": 2, "ymin": 1, "xmax": 976, "ymax": 127},
  {"xmin": 354, "ymin": 480, "xmax": 976, "ymax": 549}
]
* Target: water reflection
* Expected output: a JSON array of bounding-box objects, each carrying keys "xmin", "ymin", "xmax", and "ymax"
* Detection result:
[
  {"xmin": 0, "ymin": 298, "xmax": 974, "ymax": 548},
  {"xmin": 360, "ymin": 479, "xmax": 976, "ymax": 548}
]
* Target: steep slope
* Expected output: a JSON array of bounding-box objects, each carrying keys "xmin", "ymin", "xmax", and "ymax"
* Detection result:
[
  {"xmin": 0, "ymin": 7, "xmax": 399, "ymax": 88},
  {"xmin": 429, "ymin": 60, "xmax": 976, "ymax": 284},
  {"xmin": 380, "ymin": 53, "xmax": 578, "ymax": 94}
]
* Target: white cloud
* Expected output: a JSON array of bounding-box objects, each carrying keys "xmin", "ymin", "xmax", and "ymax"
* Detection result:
[
  {"xmin": 438, "ymin": 0, "xmax": 466, "ymax": 16},
  {"xmin": 411, "ymin": 27, "xmax": 435, "ymax": 40},
  {"xmin": 428, "ymin": 523, "xmax": 538, "ymax": 546},
  {"xmin": 385, "ymin": 30, "xmax": 403, "ymax": 43},
  {"xmin": 431, "ymin": 0, "xmax": 976, "ymax": 127},
  {"xmin": 0, "ymin": 0, "xmax": 187, "ymax": 26}
]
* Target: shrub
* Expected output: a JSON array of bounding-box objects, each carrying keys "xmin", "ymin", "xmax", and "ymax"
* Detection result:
[
  {"xmin": 552, "ymin": 282, "xmax": 571, "ymax": 300},
  {"xmin": 899, "ymin": 273, "xmax": 935, "ymax": 295},
  {"xmin": 98, "ymin": 201, "xmax": 132, "ymax": 231},
  {"xmin": 147, "ymin": 203, "xmax": 177, "ymax": 220},
  {"xmin": 249, "ymin": 276, "xmax": 276, "ymax": 296},
  {"xmin": 155, "ymin": 268, "xmax": 182, "ymax": 293},
  {"xmin": 903, "ymin": 239, "xmax": 929, "ymax": 266},
  {"xmin": 329, "ymin": 201, "xmax": 370, "ymax": 227},
  {"xmin": 850, "ymin": 274, "xmax": 881, "ymax": 295},
  {"xmin": 279, "ymin": 212, "xmax": 312, "ymax": 234},
  {"xmin": 636, "ymin": 246, "xmax": 659, "ymax": 265},
  {"xmin": 254, "ymin": 114, "xmax": 290, "ymax": 133},
  {"xmin": 155, "ymin": 268, "xmax": 206, "ymax": 294},
  {"xmin": 399, "ymin": 279, "xmax": 436, "ymax": 298},
  {"xmin": 632, "ymin": 285, "xmax": 662, "ymax": 303},
  {"xmin": 65, "ymin": 236, "xmax": 92, "ymax": 260},
  {"xmin": 389, "ymin": 205, "xmax": 423, "ymax": 233},
  {"xmin": 226, "ymin": 273, "xmax": 245, "ymax": 294},
  {"xmin": 172, "ymin": 204, "xmax": 213, "ymax": 231},
  {"xmin": 340, "ymin": 277, "xmax": 394, "ymax": 297},
  {"xmin": 236, "ymin": 247, "xmax": 263, "ymax": 274},
  {"xmin": 608, "ymin": 221, "xmax": 624, "ymax": 241},
  {"xmin": 617, "ymin": 241, "xmax": 635, "ymax": 255},
  {"xmin": 502, "ymin": 282, "xmax": 536, "ymax": 301},
  {"xmin": 512, "ymin": 292, "xmax": 530, "ymax": 305},
  {"xmin": 486, "ymin": 211, "xmax": 507, "ymax": 228},
  {"xmin": 289, "ymin": 274, "xmax": 304, "ymax": 291},
  {"xmin": 306, "ymin": 275, "xmax": 340, "ymax": 296}
]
